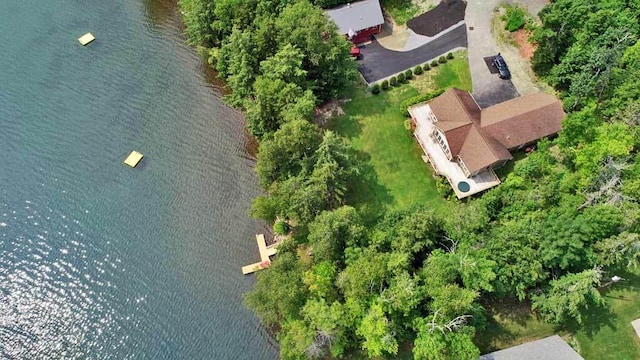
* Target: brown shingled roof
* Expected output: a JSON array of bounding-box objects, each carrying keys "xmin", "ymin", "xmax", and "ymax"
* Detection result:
[
  {"xmin": 428, "ymin": 88, "xmax": 480, "ymax": 124},
  {"xmin": 481, "ymin": 92, "xmax": 565, "ymax": 149},
  {"xmin": 425, "ymin": 89, "xmax": 564, "ymax": 175},
  {"xmin": 443, "ymin": 123, "xmax": 472, "ymax": 156},
  {"xmin": 458, "ymin": 127, "xmax": 512, "ymax": 174}
]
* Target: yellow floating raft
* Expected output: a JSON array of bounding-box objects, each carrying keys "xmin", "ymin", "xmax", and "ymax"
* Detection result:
[
  {"xmin": 78, "ymin": 33, "xmax": 95, "ymax": 46},
  {"xmin": 124, "ymin": 151, "xmax": 143, "ymax": 168}
]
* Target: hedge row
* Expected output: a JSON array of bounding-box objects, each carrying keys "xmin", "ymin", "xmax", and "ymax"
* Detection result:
[
  {"xmin": 371, "ymin": 53, "xmax": 455, "ymax": 95},
  {"xmin": 399, "ymin": 89, "xmax": 445, "ymax": 116}
]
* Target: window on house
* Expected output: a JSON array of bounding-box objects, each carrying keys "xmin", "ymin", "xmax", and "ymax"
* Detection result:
[
  {"xmin": 458, "ymin": 157, "xmax": 470, "ymax": 177},
  {"xmin": 434, "ymin": 131, "xmax": 450, "ymax": 156}
]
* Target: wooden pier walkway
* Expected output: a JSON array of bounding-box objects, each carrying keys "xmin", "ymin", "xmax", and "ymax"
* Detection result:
[{"xmin": 241, "ymin": 234, "xmax": 279, "ymax": 275}]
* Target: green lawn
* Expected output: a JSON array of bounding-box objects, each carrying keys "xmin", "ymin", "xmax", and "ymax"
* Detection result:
[
  {"xmin": 475, "ymin": 298, "xmax": 557, "ymax": 353},
  {"xmin": 333, "ymin": 85, "xmax": 445, "ymax": 218},
  {"xmin": 411, "ymin": 51, "xmax": 472, "ymax": 93},
  {"xmin": 432, "ymin": 54, "xmax": 473, "ymax": 91},
  {"xmin": 572, "ymin": 268, "xmax": 640, "ymax": 359},
  {"xmin": 381, "ymin": 0, "xmax": 420, "ymax": 25},
  {"xmin": 476, "ymin": 268, "xmax": 640, "ymax": 359},
  {"xmin": 330, "ymin": 52, "xmax": 471, "ymax": 220}
]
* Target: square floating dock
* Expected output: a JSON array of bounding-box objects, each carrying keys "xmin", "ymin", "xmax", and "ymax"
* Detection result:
[
  {"xmin": 78, "ymin": 33, "xmax": 95, "ymax": 46},
  {"xmin": 124, "ymin": 151, "xmax": 143, "ymax": 168}
]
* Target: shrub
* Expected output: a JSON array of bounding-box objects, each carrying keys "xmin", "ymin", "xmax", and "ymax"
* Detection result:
[
  {"xmin": 399, "ymin": 89, "xmax": 445, "ymax": 116},
  {"xmin": 435, "ymin": 176, "xmax": 455, "ymax": 199},
  {"xmin": 404, "ymin": 69, "xmax": 413, "ymax": 79},
  {"xmin": 390, "ymin": 76, "xmax": 398, "ymax": 86},
  {"xmin": 381, "ymin": 80, "xmax": 389, "ymax": 90},
  {"xmin": 423, "ymin": 63, "xmax": 431, "ymax": 71},
  {"xmin": 447, "ymin": 52, "xmax": 454, "ymax": 60},
  {"xmin": 274, "ymin": 220, "xmax": 289, "ymax": 235},
  {"xmin": 502, "ymin": 6, "xmax": 527, "ymax": 32},
  {"xmin": 414, "ymin": 65, "xmax": 423, "ymax": 75},
  {"xmin": 431, "ymin": 60, "xmax": 438, "ymax": 67},
  {"xmin": 397, "ymin": 72, "xmax": 406, "ymax": 82},
  {"xmin": 371, "ymin": 83, "xmax": 380, "ymax": 94},
  {"xmin": 438, "ymin": 56, "xmax": 447, "ymax": 64},
  {"xmin": 404, "ymin": 119, "xmax": 414, "ymax": 131}
]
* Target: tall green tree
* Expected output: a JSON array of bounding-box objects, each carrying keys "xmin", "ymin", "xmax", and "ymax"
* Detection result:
[
  {"xmin": 380, "ymin": 271, "xmax": 424, "ymax": 317},
  {"xmin": 337, "ymin": 250, "xmax": 390, "ymax": 301},
  {"xmin": 413, "ymin": 319, "xmax": 479, "ymax": 360},
  {"xmin": 311, "ymin": 131, "xmax": 359, "ymax": 208},
  {"xmin": 244, "ymin": 44, "xmax": 317, "ymax": 136},
  {"xmin": 531, "ymin": 0, "xmax": 597, "ymax": 75},
  {"xmin": 211, "ymin": 0, "xmax": 258, "ymax": 42},
  {"xmin": 275, "ymin": 1, "xmax": 357, "ymax": 100},
  {"xmin": 245, "ymin": 77, "xmax": 316, "ymax": 136},
  {"xmin": 307, "ymin": 206, "xmax": 365, "ymax": 265},
  {"xmin": 277, "ymin": 320, "xmax": 315, "ymax": 360},
  {"xmin": 301, "ymin": 299, "xmax": 350, "ymax": 358},
  {"xmin": 217, "ymin": 28, "xmax": 258, "ymax": 107},
  {"xmin": 485, "ymin": 220, "xmax": 547, "ymax": 300},
  {"xmin": 179, "ymin": 0, "xmax": 218, "ymax": 47},
  {"xmin": 244, "ymin": 252, "xmax": 307, "ymax": 326},
  {"xmin": 255, "ymin": 119, "xmax": 321, "ymax": 187},
  {"xmin": 595, "ymin": 232, "xmax": 640, "ymax": 269},
  {"xmin": 303, "ymin": 261, "xmax": 339, "ymax": 301},
  {"xmin": 532, "ymin": 267, "xmax": 605, "ymax": 324},
  {"xmin": 356, "ymin": 300, "xmax": 399, "ymax": 357}
]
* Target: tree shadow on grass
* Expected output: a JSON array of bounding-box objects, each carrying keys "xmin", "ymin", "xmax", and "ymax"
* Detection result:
[
  {"xmin": 475, "ymin": 313, "xmax": 518, "ymax": 353},
  {"xmin": 330, "ymin": 114, "xmax": 363, "ymax": 141},
  {"xmin": 347, "ymin": 151, "xmax": 394, "ymax": 226},
  {"xmin": 558, "ymin": 302, "xmax": 618, "ymax": 340},
  {"xmin": 475, "ymin": 296, "xmax": 546, "ymax": 353}
]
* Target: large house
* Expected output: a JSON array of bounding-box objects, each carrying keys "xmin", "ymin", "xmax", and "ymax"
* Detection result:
[
  {"xmin": 409, "ymin": 89, "xmax": 565, "ymax": 198},
  {"xmin": 325, "ymin": 0, "xmax": 384, "ymax": 44}
]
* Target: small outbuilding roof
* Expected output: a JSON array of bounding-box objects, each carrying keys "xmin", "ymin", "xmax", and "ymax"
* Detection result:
[
  {"xmin": 325, "ymin": 0, "xmax": 384, "ymax": 35},
  {"xmin": 479, "ymin": 335, "xmax": 584, "ymax": 360}
]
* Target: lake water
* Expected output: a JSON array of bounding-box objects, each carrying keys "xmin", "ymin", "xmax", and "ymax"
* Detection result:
[{"xmin": 0, "ymin": 0, "xmax": 278, "ymax": 358}]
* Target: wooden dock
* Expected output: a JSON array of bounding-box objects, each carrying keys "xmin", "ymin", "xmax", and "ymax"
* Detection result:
[{"xmin": 242, "ymin": 234, "xmax": 279, "ymax": 275}]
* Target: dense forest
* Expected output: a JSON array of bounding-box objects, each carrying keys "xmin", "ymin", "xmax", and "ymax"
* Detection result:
[{"xmin": 179, "ymin": 0, "xmax": 640, "ymax": 358}]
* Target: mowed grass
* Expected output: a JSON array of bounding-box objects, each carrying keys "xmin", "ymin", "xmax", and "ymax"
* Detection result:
[
  {"xmin": 476, "ymin": 268, "xmax": 640, "ymax": 359},
  {"xmin": 330, "ymin": 52, "xmax": 472, "ymax": 219},
  {"xmin": 475, "ymin": 298, "xmax": 557, "ymax": 353},
  {"xmin": 333, "ymin": 85, "xmax": 445, "ymax": 216},
  {"xmin": 411, "ymin": 51, "xmax": 472, "ymax": 93},
  {"xmin": 572, "ymin": 268, "xmax": 640, "ymax": 359}
]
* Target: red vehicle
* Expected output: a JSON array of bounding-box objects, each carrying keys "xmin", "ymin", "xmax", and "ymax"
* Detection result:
[{"xmin": 350, "ymin": 46, "xmax": 361, "ymax": 59}]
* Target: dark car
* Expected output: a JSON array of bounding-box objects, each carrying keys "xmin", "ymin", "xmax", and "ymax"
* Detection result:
[{"xmin": 492, "ymin": 54, "xmax": 511, "ymax": 79}]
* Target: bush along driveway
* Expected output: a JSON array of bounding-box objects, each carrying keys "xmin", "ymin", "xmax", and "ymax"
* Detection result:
[{"xmin": 357, "ymin": 23, "xmax": 468, "ymax": 83}]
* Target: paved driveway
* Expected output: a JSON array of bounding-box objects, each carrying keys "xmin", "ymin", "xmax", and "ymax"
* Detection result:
[
  {"xmin": 465, "ymin": 0, "xmax": 550, "ymax": 108},
  {"xmin": 358, "ymin": 23, "xmax": 467, "ymax": 83}
]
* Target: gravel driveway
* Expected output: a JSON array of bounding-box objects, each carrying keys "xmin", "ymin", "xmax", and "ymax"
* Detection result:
[{"xmin": 464, "ymin": 0, "xmax": 549, "ymax": 108}]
